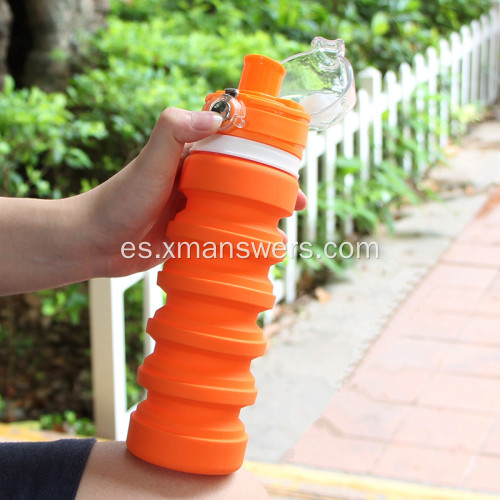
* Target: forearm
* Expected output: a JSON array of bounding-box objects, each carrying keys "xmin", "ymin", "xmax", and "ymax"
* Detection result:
[{"xmin": 0, "ymin": 195, "xmax": 103, "ymax": 295}]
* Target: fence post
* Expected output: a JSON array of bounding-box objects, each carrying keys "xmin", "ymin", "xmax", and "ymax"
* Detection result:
[
  {"xmin": 414, "ymin": 53, "xmax": 427, "ymax": 175},
  {"xmin": 480, "ymin": 15, "xmax": 490, "ymax": 106},
  {"xmin": 492, "ymin": 6, "xmax": 500, "ymax": 104},
  {"xmin": 460, "ymin": 25, "xmax": 472, "ymax": 107},
  {"xmin": 324, "ymin": 126, "xmax": 339, "ymax": 242},
  {"xmin": 360, "ymin": 67, "xmax": 383, "ymax": 168},
  {"xmin": 384, "ymin": 71, "xmax": 398, "ymax": 130},
  {"xmin": 470, "ymin": 20, "xmax": 481, "ymax": 104},
  {"xmin": 383, "ymin": 71, "xmax": 397, "ymax": 169},
  {"xmin": 426, "ymin": 46, "xmax": 439, "ymax": 164},
  {"xmin": 450, "ymin": 32, "xmax": 462, "ymax": 137},
  {"xmin": 438, "ymin": 38, "xmax": 451, "ymax": 150},
  {"xmin": 399, "ymin": 62, "xmax": 413, "ymax": 174},
  {"xmin": 89, "ymin": 278, "xmax": 128, "ymax": 440},
  {"xmin": 487, "ymin": 11, "xmax": 495, "ymax": 104},
  {"xmin": 342, "ymin": 114, "xmax": 355, "ymax": 237},
  {"xmin": 357, "ymin": 88, "xmax": 371, "ymax": 183}
]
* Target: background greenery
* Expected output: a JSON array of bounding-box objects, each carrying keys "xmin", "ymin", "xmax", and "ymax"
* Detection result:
[
  {"xmin": 1, "ymin": 0, "xmax": 491, "ymax": 199},
  {"xmin": 0, "ymin": 0, "xmax": 492, "ymax": 429}
]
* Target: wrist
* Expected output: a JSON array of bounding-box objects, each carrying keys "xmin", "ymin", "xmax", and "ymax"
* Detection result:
[{"xmin": 59, "ymin": 192, "xmax": 108, "ymax": 282}]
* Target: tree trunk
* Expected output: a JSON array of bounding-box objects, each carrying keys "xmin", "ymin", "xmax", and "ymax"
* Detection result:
[
  {"xmin": 3, "ymin": 0, "xmax": 109, "ymax": 92},
  {"xmin": 0, "ymin": 0, "xmax": 12, "ymax": 89}
]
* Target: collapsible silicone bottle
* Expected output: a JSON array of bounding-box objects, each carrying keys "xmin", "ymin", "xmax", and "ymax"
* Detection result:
[{"xmin": 126, "ymin": 37, "xmax": 356, "ymax": 475}]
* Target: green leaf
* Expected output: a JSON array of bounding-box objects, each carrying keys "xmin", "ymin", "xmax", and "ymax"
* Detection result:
[
  {"xmin": 2, "ymin": 74, "xmax": 15, "ymax": 94},
  {"xmin": 66, "ymin": 148, "xmax": 92, "ymax": 169},
  {"xmin": 371, "ymin": 11, "xmax": 390, "ymax": 36},
  {"xmin": 41, "ymin": 302, "xmax": 57, "ymax": 317},
  {"xmin": 0, "ymin": 141, "xmax": 11, "ymax": 155}
]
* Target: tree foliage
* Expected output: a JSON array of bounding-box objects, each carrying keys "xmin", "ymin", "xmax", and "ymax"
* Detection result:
[{"xmin": 0, "ymin": 0, "xmax": 492, "ymax": 198}]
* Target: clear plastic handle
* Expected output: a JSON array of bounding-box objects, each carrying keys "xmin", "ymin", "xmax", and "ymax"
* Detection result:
[{"xmin": 280, "ymin": 37, "xmax": 356, "ymax": 131}]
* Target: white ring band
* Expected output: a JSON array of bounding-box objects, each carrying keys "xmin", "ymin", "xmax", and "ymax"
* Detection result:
[{"xmin": 190, "ymin": 135, "xmax": 302, "ymax": 177}]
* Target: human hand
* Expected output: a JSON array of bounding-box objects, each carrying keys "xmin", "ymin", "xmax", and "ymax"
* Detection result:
[
  {"xmin": 84, "ymin": 107, "xmax": 307, "ymax": 278},
  {"xmin": 83, "ymin": 108, "xmax": 221, "ymax": 277}
]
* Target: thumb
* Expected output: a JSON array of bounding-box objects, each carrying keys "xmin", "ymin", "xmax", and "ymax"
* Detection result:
[{"xmin": 140, "ymin": 108, "xmax": 222, "ymax": 177}]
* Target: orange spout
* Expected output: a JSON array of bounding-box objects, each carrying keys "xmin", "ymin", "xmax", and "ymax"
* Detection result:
[{"xmin": 238, "ymin": 55, "xmax": 286, "ymax": 97}]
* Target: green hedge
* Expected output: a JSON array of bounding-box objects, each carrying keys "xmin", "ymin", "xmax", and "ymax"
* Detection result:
[
  {"xmin": 0, "ymin": 77, "xmax": 105, "ymax": 197},
  {"xmin": 1, "ymin": 0, "xmax": 491, "ymax": 198},
  {"xmin": 111, "ymin": 0, "xmax": 491, "ymax": 74}
]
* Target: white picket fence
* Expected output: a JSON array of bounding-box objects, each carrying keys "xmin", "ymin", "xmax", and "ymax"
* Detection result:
[{"xmin": 89, "ymin": 7, "xmax": 500, "ymax": 440}]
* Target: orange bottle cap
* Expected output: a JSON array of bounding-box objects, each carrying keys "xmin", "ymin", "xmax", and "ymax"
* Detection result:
[{"xmin": 203, "ymin": 55, "xmax": 310, "ymax": 158}]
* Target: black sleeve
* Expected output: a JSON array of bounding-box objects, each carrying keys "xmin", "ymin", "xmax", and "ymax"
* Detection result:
[{"xmin": 0, "ymin": 438, "xmax": 97, "ymax": 500}]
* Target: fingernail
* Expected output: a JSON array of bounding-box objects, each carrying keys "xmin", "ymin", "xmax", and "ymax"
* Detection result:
[{"xmin": 191, "ymin": 111, "xmax": 223, "ymax": 131}]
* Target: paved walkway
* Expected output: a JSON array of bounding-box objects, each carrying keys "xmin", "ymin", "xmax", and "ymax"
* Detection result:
[{"xmin": 284, "ymin": 185, "xmax": 500, "ymax": 495}]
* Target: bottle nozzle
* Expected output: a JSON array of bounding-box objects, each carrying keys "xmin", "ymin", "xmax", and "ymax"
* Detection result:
[{"xmin": 238, "ymin": 55, "xmax": 286, "ymax": 97}]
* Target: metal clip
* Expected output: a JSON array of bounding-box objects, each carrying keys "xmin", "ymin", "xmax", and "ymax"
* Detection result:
[{"xmin": 207, "ymin": 88, "xmax": 246, "ymax": 131}]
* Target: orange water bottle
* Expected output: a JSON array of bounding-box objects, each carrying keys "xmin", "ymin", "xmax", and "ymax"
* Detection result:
[{"xmin": 126, "ymin": 37, "xmax": 356, "ymax": 475}]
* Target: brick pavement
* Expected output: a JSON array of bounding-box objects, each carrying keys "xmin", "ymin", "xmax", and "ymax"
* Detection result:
[{"xmin": 286, "ymin": 186, "xmax": 500, "ymax": 494}]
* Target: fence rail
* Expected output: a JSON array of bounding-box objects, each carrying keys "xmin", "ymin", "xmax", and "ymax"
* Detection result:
[{"xmin": 89, "ymin": 8, "xmax": 500, "ymax": 440}]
